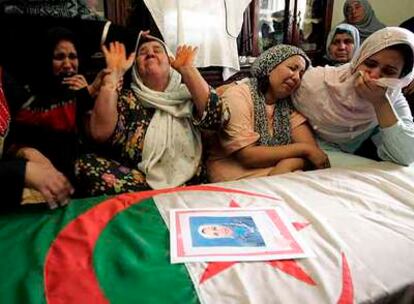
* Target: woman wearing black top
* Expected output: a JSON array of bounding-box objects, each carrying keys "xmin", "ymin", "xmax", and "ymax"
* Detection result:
[{"xmin": 0, "ymin": 65, "xmax": 73, "ymax": 210}]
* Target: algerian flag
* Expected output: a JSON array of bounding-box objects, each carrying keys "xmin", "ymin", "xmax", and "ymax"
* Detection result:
[
  {"xmin": 1, "ymin": 162, "xmax": 414, "ymax": 303},
  {"xmin": 0, "ymin": 194, "xmax": 197, "ymax": 303}
]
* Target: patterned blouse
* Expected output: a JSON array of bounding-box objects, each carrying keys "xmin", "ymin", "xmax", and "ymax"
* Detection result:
[{"xmin": 76, "ymin": 87, "xmax": 229, "ymax": 196}]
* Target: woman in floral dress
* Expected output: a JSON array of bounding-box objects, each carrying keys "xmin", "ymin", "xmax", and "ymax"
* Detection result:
[{"xmin": 76, "ymin": 33, "xmax": 228, "ymax": 195}]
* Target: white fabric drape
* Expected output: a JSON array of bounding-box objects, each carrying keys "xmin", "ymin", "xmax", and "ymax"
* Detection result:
[{"xmin": 143, "ymin": 0, "xmax": 251, "ymax": 70}]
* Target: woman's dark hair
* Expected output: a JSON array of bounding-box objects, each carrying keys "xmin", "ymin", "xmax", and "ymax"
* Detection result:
[
  {"xmin": 32, "ymin": 27, "xmax": 82, "ymax": 95},
  {"xmin": 387, "ymin": 43, "xmax": 414, "ymax": 78},
  {"xmin": 45, "ymin": 27, "xmax": 82, "ymax": 75}
]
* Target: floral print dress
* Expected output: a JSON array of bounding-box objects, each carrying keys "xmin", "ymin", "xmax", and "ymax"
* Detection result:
[{"xmin": 75, "ymin": 88, "xmax": 227, "ymax": 196}]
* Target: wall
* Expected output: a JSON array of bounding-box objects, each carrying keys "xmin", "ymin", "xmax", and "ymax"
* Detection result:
[{"xmin": 331, "ymin": 0, "xmax": 414, "ymax": 28}]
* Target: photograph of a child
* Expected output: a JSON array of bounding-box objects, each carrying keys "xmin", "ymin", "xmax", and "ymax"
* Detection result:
[{"xmin": 190, "ymin": 216, "xmax": 266, "ymax": 247}]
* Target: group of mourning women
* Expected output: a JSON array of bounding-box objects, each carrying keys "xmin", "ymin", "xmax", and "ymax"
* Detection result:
[{"xmin": 1, "ymin": 6, "xmax": 414, "ymax": 210}]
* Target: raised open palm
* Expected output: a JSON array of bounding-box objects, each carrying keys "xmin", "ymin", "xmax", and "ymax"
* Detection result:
[
  {"xmin": 170, "ymin": 45, "xmax": 198, "ymax": 72},
  {"xmin": 102, "ymin": 41, "xmax": 136, "ymax": 77}
]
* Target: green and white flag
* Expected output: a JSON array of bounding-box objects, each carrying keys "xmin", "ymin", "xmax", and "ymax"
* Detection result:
[{"xmin": 1, "ymin": 162, "xmax": 414, "ymax": 303}]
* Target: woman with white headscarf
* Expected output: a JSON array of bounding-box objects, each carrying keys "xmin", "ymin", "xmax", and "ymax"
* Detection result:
[
  {"xmin": 293, "ymin": 27, "xmax": 414, "ymax": 166},
  {"xmin": 75, "ymin": 32, "xmax": 229, "ymax": 195},
  {"xmin": 343, "ymin": 0, "xmax": 385, "ymax": 43},
  {"xmin": 320, "ymin": 23, "xmax": 360, "ymax": 66}
]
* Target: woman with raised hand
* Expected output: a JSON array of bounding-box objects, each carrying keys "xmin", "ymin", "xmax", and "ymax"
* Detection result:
[{"xmin": 76, "ymin": 32, "xmax": 228, "ymax": 195}]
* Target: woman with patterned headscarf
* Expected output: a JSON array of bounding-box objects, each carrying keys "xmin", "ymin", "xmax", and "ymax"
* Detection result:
[
  {"xmin": 206, "ymin": 45, "xmax": 330, "ymax": 183},
  {"xmin": 343, "ymin": 0, "xmax": 385, "ymax": 43},
  {"xmin": 293, "ymin": 27, "xmax": 414, "ymax": 165}
]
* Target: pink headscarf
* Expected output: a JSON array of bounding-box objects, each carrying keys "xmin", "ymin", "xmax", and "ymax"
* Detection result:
[{"xmin": 292, "ymin": 27, "xmax": 414, "ymax": 144}]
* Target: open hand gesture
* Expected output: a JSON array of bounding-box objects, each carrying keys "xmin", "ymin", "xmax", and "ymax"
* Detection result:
[
  {"xmin": 102, "ymin": 41, "xmax": 136, "ymax": 78},
  {"xmin": 169, "ymin": 45, "xmax": 198, "ymax": 73}
]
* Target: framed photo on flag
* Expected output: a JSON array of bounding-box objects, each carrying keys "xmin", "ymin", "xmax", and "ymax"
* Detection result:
[{"xmin": 169, "ymin": 207, "xmax": 313, "ymax": 263}]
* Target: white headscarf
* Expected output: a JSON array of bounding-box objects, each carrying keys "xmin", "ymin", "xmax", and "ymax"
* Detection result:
[
  {"xmin": 293, "ymin": 27, "xmax": 414, "ymax": 145},
  {"xmin": 131, "ymin": 32, "xmax": 202, "ymax": 189},
  {"xmin": 325, "ymin": 23, "xmax": 360, "ymax": 64}
]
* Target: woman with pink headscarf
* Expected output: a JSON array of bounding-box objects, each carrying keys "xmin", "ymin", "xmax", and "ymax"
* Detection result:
[{"xmin": 293, "ymin": 27, "xmax": 414, "ymax": 166}]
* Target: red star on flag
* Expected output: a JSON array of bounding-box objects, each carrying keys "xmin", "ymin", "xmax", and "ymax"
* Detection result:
[
  {"xmin": 199, "ymin": 200, "xmax": 354, "ymax": 303},
  {"xmin": 199, "ymin": 200, "xmax": 315, "ymax": 285}
]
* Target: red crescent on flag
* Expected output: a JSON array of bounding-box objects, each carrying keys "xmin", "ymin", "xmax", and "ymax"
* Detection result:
[{"xmin": 44, "ymin": 185, "xmax": 279, "ymax": 303}]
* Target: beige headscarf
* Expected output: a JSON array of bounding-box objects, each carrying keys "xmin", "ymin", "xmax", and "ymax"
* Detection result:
[
  {"xmin": 293, "ymin": 27, "xmax": 414, "ymax": 145},
  {"xmin": 131, "ymin": 32, "xmax": 202, "ymax": 189}
]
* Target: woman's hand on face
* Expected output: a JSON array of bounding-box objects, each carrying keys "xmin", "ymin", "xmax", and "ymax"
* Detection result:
[
  {"xmin": 170, "ymin": 45, "xmax": 198, "ymax": 73},
  {"xmin": 101, "ymin": 41, "xmax": 136, "ymax": 78},
  {"xmin": 62, "ymin": 74, "xmax": 88, "ymax": 91},
  {"xmin": 25, "ymin": 161, "xmax": 74, "ymax": 209},
  {"xmin": 355, "ymin": 71, "xmax": 388, "ymax": 106}
]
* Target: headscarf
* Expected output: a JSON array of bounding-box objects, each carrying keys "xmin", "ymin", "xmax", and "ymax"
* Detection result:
[
  {"xmin": 343, "ymin": 0, "xmax": 385, "ymax": 42},
  {"xmin": 325, "ymin": 23, "xmax": 360, "ymax": 64},
  {"xmin": 350, "ymin": 27, "xmax": 414, "ymax": 88},
  {"xmin": 293, "ymin": 27, "xmax": 414, "ymax": 148},
  {"xmin": 250, "ymin": 44, "xmax": 310, "ymax": 79},
  {"xmin": 131, "ymin": 32, "xmax": 202, "ymax": 189},
  {"xmin": 249, "ymin": 44, "xmax": 310, "ymax": 146}
]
